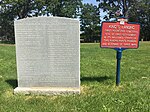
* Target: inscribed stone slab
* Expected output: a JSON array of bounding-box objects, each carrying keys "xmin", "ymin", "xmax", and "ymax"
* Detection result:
[{"xmin": 14, "ymin": 17, "xmax": 80, "ymax": 94}]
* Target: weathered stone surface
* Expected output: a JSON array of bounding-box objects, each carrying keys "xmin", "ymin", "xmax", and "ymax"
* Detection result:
[
  {"xmin": 14, "ymin": 17, "xmax": 80, "ymax": 94},
  {"xmin": 14, "ymin": 87, "xmax": 80, "ymax": 95}
]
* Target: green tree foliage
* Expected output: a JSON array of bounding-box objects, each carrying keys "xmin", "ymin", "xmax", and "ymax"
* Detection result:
[
  {"xmin": 96, "ymin": 0, "xmax": 137, "ymax": 20},
  {"xmin": 0, "ymin": 0, "xmax": 16, "ymax": 43},
  {"xmin": 0, "ymin": 0, "xmax": 45, "ymax": 43},
  {"xmin": 128, "ymin": 0, "xmax": 150, "ymax": 41},
  {"xmin": 97, "ymin": 0, "xmax": 150, "ymax": 40},
  {"xmin": 0, "ymin": 0, "xmax": 82, "ymax": 43},
  {"xmin": 45, "ymin": 0, "xmax": 82, "ymax": 18},
  {"xmin": 80, "ymin": 3, "xmax": 100, "ymax": 42}
]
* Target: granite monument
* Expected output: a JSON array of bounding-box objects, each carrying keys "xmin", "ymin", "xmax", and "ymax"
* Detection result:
[{"xmin": 14, "ymin": 17, "xmax": 80, "ymax": 95}]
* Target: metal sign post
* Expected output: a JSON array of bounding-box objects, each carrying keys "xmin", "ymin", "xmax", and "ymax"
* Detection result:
[
  {"xmin": 114, "ymin": 48, "xmax": 124, "ymax": 86},
  {"xmin": 100, "ymin": 18, "xmax": 140, "ymax": 86},
  {"xmin": 116, "ymin": 49, "xmax": 122, "ymax": 86}
]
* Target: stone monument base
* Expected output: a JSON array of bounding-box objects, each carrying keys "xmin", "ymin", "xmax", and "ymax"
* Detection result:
[{"xmin": 14, "ymin": 87, "xmax": 80, "ymax": 95}]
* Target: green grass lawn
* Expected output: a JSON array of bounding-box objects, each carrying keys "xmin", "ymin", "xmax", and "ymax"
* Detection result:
[{"xmin": 0, "ymin": 42, "xmax": 149, "ymax": 112}]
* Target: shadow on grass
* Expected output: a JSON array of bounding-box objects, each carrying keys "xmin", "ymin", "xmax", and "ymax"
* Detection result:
[
  {"xmin": 6, "ymin": 79, "xmax": 18, "ymax": 89},
  {"xmin": 5, "ymin": 76, "xmax": 112, "ymax": 88},
  {"xmin": 81, "ymin": 76, "xmax": 113, "ymax": 82}
]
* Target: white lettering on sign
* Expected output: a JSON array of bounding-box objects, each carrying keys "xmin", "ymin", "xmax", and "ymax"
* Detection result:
[
  {"xmin": 109, "ymin": 25, "xmax": 118, "ymax": 29},
  {"xmin": 122, "ymin": 26, "xmax": 135, "ymax": 29},
  {"xmin": 108, "ymin": 25, "xmax": 135, "ymax": 30}
]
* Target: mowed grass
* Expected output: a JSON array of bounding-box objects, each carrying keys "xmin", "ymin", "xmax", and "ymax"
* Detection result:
[{"xmin": 0, "ymin": 42, "xmax": 149, "ymax": 112}]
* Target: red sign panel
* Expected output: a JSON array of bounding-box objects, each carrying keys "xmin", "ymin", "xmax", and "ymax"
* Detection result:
[{"xmin": 101, "ymin": 22, "xmax": 140, "ymax": 49}]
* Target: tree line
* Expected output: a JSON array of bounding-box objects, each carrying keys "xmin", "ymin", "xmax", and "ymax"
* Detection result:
[{"xmin": 0, "ymin": 0, "xmax": 149, "ymax": 43}]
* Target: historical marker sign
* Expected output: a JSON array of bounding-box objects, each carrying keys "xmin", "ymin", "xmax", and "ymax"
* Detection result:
[
  {"xmin": 101, "ymin": 21, "xmax": 140, "ymax": 49},
  {"xmin": 100, "ymin": 18, "xmax": 140, "ymax": 86}
]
